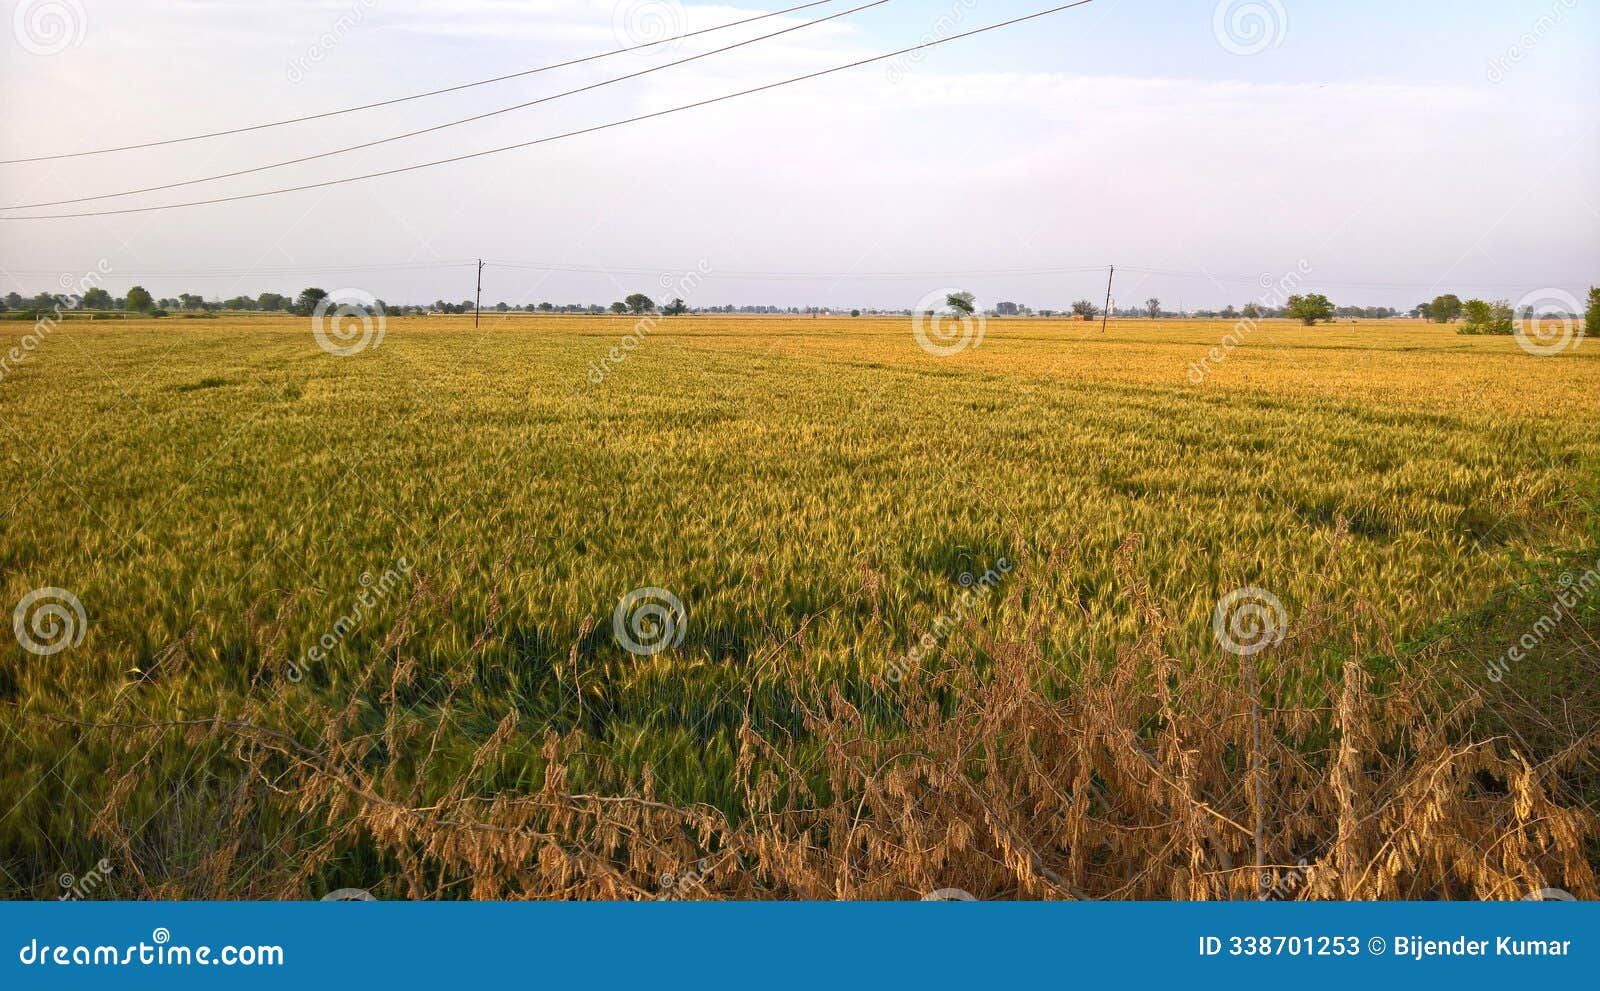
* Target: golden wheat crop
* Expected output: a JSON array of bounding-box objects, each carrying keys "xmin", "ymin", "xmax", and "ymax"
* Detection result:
[{"xmin": 0, "ymin": 313, "xmax": 1595, "ymax": 899}]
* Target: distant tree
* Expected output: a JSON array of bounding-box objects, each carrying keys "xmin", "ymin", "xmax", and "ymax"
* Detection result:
[
  {"xmin": 293, "ymin": 288, "xmax": 329, "ymax": 316},
  {"xmin": 1241, "ymin": 302, "xmax": 1263, "ymax": 320},
  {"xmin": 1460, "ymin": 298, "xmax": 1514, "ymax": 335},
  {"xmin": 1428, "ymin": 294, "xmax": 1462, "ymax": 323},
  {"xmin": 125, "ymin": 286, "xmax": 154, "ymax": 313},
  {"xmin": 662, "ymin": 297, "xmax": 687, "ymax": 316},
  {"xmin": 255, "ymin": 292, "xmax": 288, "ymax": 311},
  {"xmin": 538, "ymin": 301, "xmax": 555, "ymax": 312},
  {"xmin": 224, "ymin": 295, "xmax": 257, "ymax": 311},
  {"xmin": 494, "ymin": 302, "xmax": 509, "ymax": 312},
  {"xmin": 945, "ymin": 291, "xmax": 976, "ymax": 318},
  {"xmin": 850, "ymin": 309, "xmax": 861, "ymax": 317},
  {"xmin": 1284, "ymin": 293, "xmax": 1335, "ymax": 325},
  {"xmin": 81, "ymin": 287, "xmax": 113, "ymax": 309},
  {"xmin": 1070, "ymin": 299, "xmax": 1099, "ymax": 319},
  {"xmin": 1144, "ymin": 298, "xmax": 1161, "ymax": 319},
  {"xmin": 3, "ymin": 292, "xmax": 21, "ymax": 309},
  {"xmin": 610, "ymin": 301, "xmax": 628, "ymax": 314},
  {"xmin": 1586, "ymin": 287, "xmax": 1600, "ymax": 334},
  {"xmin": 624, "ymin": 293, "xmax": 655, "ymax": 315},
  {"xmin": 994, "ymin": 301, "xmax": 1019, "ymax": 317}
]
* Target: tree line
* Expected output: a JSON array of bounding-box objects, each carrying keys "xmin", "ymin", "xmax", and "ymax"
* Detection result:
[
  {"xmin": 2, "ymin": 287, "xmax": 691, "ymax": 318},
  {"xmin": 3, "ymin": 287, "xmax": 317, "ymax": 318},
  {"xmin": 989, "ymin": 296, "xmax": 1404, "ymax": 322},
  {"xmin": 1412, "ymin": 291, "xmax": 1600, "ymax": 336},
  {"xmin": 987, "ymin": 290, "xmax": 1600, "ymax": 329},
  {"xmin": 6, "ymin": 285, "xmax": 1597, "ymax": 329}
]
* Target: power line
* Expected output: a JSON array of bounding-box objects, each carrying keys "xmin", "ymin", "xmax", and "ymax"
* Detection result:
[
  {"xmin": 2, "ymin": 0, "xmax": 891, "ymax": 210},
  {"xmin": 0, "ymin": 261, "xmax": 1108, "ymax": 279},
  {"xmin": 0, "ymin": 1, "xmax": 1098, "ymax": 221},
  {"xmin": 1, "ymin": 258, "xmax": 1578, "ymax": 293},
  {"xmin": 1114, "ymin": 266, "xmax": 1563, "ymax": 291},
  {"xmin": 486, "ymin": 259, "xmax": 1113, "ymax": 280},
  {"xmin": 0, "ymin": 0, "xmax": 845, "ymax": 166},
  {"xmin": 2, "ymin": 261, "xmax": 481, "ymax": 278}
]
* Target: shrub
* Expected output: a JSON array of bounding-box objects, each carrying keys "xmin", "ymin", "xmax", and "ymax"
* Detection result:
[
  {"xmin": 34, "ymin": 542, "xmax": 1598, "ymax": 901},
  {"xmin": 1460, "ymin": 299, "xmax": 1513, "ymax": 335}
]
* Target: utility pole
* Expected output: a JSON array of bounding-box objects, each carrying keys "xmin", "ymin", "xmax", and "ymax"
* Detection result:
[
  {"xmin": 1100, "ymin": 264, "xmax": 1114, "ymax": 333},
  {"xmin": 475, "ymin": 259, "xmax": 484, "ymax": 327}
]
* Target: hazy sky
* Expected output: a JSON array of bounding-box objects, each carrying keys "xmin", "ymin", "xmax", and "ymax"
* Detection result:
[{"xmin": 2, "ymin": 0, "xmax": 1595, "ymax": 310}]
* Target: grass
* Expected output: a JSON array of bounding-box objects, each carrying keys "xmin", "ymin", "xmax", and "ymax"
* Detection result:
[{"xmin": 0, "ymin": 314, "xmax": 1595, "ymax": 899}]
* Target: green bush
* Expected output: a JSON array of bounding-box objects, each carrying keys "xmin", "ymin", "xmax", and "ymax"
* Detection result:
[{"xmin": 1460, "ymin": 298, "xmax": 1513, "ymax": 335}]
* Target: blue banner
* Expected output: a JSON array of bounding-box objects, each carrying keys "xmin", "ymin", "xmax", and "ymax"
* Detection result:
[{"xmin": 2, "ymin": 901, "xmax": 1592, "ymax": 989}]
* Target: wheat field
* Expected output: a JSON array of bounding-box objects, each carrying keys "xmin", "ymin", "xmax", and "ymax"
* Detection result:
[{"xmin": 1, "ymin": 313, "xmax": 1596, "ymax": 899}]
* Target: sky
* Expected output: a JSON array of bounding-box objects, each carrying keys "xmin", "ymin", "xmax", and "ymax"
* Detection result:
[{"xmin": 1, "ymin": 0, "xmax": 1596, "ymax": 311}]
